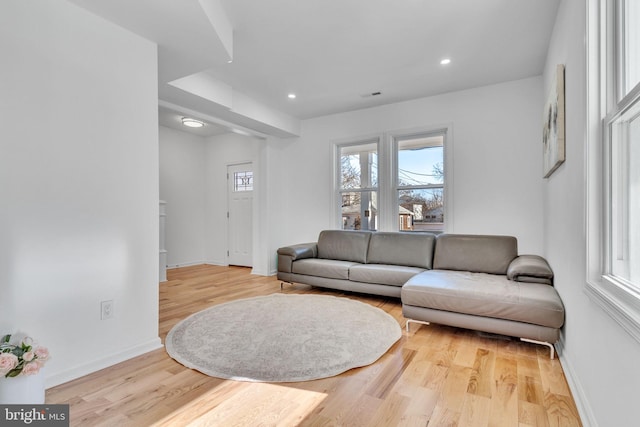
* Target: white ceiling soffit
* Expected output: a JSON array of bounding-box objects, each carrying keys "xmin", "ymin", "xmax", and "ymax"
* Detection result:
[
  {"xmin": 164, "ymin": 72, "xmax": 300, "ymax": 138},
  {"xmin": 69, "ymin": 0, "xmax": 561, "ymax": 139},
  {"xmin": 197, "ymin": 0, "xmax": 232, "ymax": 60},
  {"xmin": 158, "ymin": 105, "xmax": 228, "ymax": 138},
  {"xmin": 70, "ymin": 0, "xmax": 299, "ymax": 138},
  {"xmin": 158, "ymin": 103, "xmax": 268, "ymax": 139},
  {"xmin": 69, "ymin": 0, "xmax": 230, "ymax": 81},
  {"xmin": 168, "ymin": 73, "xmax": 234, "ymax": 110}
]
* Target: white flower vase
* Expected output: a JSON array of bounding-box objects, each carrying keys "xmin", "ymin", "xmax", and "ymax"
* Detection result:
[{"xmin": 0, "ymin": 373, "xmax": 45, "ymax": 404}]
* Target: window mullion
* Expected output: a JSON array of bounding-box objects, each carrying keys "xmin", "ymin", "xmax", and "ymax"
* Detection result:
[
  {"xmin": 377, "ymin": 132, "xmax": 395, "ymax": 232},
  {"xmin": 398, "ymin": 184, "xmax": 444, "ymax": 191}
]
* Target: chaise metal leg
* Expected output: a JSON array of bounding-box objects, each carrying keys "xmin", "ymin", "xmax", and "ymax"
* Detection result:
[
  {"xmin": 520, "ymin": 338, "xmax": 556, "ymax": 359},
  {"xmin": 280, "ymin": 281, "xmax": 293, "ymax": 290},
  {"xmin": 405, "ymin": 318, "xmax": 430, "ymax": 332},
  {"xmin": 404, "ymin": 319, "xmax": 556, "ymax": 359}
]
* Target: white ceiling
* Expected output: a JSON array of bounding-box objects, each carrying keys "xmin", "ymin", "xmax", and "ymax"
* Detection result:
[{"xmin": 70, "ymin": 0, "xmax": 561, "ymax": 137}]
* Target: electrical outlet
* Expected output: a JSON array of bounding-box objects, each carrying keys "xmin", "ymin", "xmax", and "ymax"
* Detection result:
[{"xmin": 101, "ymin": 300, "xmax": 114, "ymax": 320}]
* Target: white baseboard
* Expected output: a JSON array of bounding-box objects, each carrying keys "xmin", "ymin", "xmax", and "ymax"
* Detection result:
[
  {"xmin": 166, "ymin": 261, "xmax": 274, "ymax": 276},
  {"xmin": 251, "ymin": 267, "xmax": 271, "ymax": 276},
  {"xmin": 557, "ymin": 338, "xmax": 598, "ymax": 427},
  {"xmin": 204, "ymin": 259, "xmax": 227, "ymax": 267},
  {"xmin": 45, "ymin": 337, "xmax": 163, "ymax": 389},
  {"xmin": 166, "ymin": 260, "xmax": 208, "ymax": 269}
]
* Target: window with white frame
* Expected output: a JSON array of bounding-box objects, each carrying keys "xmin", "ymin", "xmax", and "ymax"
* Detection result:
[
  {"xmin": 337, "ymin": 141, "xmax": 378, "ymax": 231},
  {"xmin": 608, "ymin": 101, "xmax": 640, "ymax": 286},
  {"xmin": 587, "ymin": 0, "xmax": 640, "ymax": 341},
  {"xmin": 335, "ymin": 127, "xmax": 450, "ymax": 233},
  {"xmin": 395, "ymin": 133, "xmax": 446, "ymax": 232},
  {"xmin": 605, "ymin": 0, "xmax": 640, "ymax": 289}
]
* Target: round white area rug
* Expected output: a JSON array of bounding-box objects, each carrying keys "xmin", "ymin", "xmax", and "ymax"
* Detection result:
[{"xmin": 165, "ymin": 293, "xmax": 402, "ymax": 382}]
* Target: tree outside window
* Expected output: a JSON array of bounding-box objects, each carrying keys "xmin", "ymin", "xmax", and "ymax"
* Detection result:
[
  {"xmin": 396, "ymin": 134, "xmax": 445, "ymax": 232},
  {"xmin": 338, "ymin": 142, "xmax": 378, "ymax": 231}
]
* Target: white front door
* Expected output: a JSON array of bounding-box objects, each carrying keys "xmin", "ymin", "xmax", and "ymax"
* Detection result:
[{"xmin": 227, "ymin": 163, "xmax": 253, "ymax": 267}]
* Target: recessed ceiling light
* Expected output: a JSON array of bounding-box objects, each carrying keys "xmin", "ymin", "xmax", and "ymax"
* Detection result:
[
  {"xmin": 181, "ymin": 117, "xmax": 204, "ymax": 128},
  {"xmin": 288, "ymin": 93, "xmax": 296, "ymax": 99},
  {"xmin": 440, "ymin": 58, "xmax": 451, "ymax": 65}
]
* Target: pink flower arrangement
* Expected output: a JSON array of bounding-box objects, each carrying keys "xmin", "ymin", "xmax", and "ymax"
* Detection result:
[{"xmin": 0, "ymin": 334, "xmax": 49, "ymax": 378}]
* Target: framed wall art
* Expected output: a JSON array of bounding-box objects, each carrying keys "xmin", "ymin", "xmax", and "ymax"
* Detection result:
[{"xmin": 542, "ymin": 64, "xmax": 566, "ymax": 178}]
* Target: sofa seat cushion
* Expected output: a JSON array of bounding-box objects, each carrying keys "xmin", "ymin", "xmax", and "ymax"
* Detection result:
[
  {"xmin": 402, "ymin": 270, "xmax": 564, "ymax": 328},
  {"xmin": 292, "ymin": 259, "xmax": 359, "ymax": 280},
  {"xmin": 349, "ymin": 264, "xmax": 426, "ymax": 287}
]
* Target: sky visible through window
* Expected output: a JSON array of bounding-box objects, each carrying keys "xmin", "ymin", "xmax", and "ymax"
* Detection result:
[
  {"xmin": 342, "ymin": 145, "xmax": 443, "ymax": 187},
  {"xmin": 398, "ymin": 146, "xmax": 443, "ymax": 186}
]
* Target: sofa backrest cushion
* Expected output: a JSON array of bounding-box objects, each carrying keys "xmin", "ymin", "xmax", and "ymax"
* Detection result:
[
  {"xmin": 433, "ymin": 234, "xmax": 517, "ymax": 275},
  {"xmin": 367, "ymin": 232, "xmax": 436, "ymax": 269},
  {"xmin": 317, "ymin": 230, "xmax": 372, "ymax": 263}
]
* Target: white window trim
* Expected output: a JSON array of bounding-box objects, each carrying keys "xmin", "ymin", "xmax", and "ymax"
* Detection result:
[
  {"xmin": 333, "ymin": 135, "xmax": 382, "ymax": 230},
  {"xmin": 585, "ymin": 0, "xmax": 640, "ymax": 343},
  {"xmin": 332, "ymin": 124, "xmax": 453, "ymax": 233},
  {"xmin": 387, "ymin": 125, "xmax": 454, "ymax": 233}
]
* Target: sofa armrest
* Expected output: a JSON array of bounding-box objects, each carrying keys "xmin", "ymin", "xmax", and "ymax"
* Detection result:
[
  {"xmin": 277, "ymin": 243, "xmax": 318, "ymax": 273},
  {"xmin": 277, "ymin": 243, "xmax": 318, "ymax": 260},
  {"xmin": 507, "ymin": 255, "xmax": 554, "ymax": 285}
]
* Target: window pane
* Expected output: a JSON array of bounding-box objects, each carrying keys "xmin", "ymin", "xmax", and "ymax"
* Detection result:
[
  {"xmin": 398, "ymin": 188, "xmax": 443, "ymax": 232},
  {"xmin": 339, "ymin": 143, "xmax": 378, "ymax": 189},
  {"xmin": 341, "ymin": 190, "xmax": 377, "ymax": 231},
  {"xmin": 624, "ymin": 0, "xmax": 640, "ymax": 95},
  {"xmin": 233, "ymin": 171, "xmax": 253, "ymax": 192},
  {"xmin": 630, "ymin": 114, "xmax": 640, "ymax": 283},
  {"xmin": 398, "ymin": 136, "xmax": 444, "ymax": 186},
  {"xmin": 610, "ymin": 100, "xmax": 640, "ymax": 285}
]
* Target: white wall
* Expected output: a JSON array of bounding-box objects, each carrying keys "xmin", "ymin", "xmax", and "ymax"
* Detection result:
[
  {"xmin": 0, "ymin": 1, "xmax": 161, "ymax": 387},
  {"xmin": 543, "ymin": 1, "xmax": 640, "ymax": 426},
  {"xmin": 266, "ymin": 77, "xmax": 546, "ymax": 270},
  {"xmin": 159, "ymin": 126, "xmax": 207, "ymax": 267}
]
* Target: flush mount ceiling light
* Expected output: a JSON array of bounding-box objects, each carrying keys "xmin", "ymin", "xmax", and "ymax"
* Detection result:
[
  {"xmin": 288, "ymin": 93, "xmax": 297, "ymax": 99},
  {"xmin": 440, "ymin": 58, "xmax": 451, "ymax": 65},
  {"xmin": 181, "ymin": 117, "xmax": 204, "ymax": 128}
]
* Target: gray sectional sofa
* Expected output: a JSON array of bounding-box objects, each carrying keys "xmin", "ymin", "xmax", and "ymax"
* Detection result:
[{"xmin": 277, "ymin": 230, "xmax": 565, "ymax": 358}]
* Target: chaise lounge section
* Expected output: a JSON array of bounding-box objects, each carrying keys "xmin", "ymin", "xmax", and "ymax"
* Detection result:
[
  {"xmin": 277, "ymin": 230, "xmax": 565, "ymax": 358},
  {"xmin": 401, "ymin": 234, "xmax": 564, "ymax": 358}
]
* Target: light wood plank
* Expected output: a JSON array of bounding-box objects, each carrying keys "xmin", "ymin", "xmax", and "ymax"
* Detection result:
[{"xmin": 46, "ymin": 265, "xmax": 582, "ymax": 426}]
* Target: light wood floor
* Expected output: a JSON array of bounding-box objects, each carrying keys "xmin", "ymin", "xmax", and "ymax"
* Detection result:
[{"xmin": 47, "ymin": 265, "xmax": 582, "ymax": 426}]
